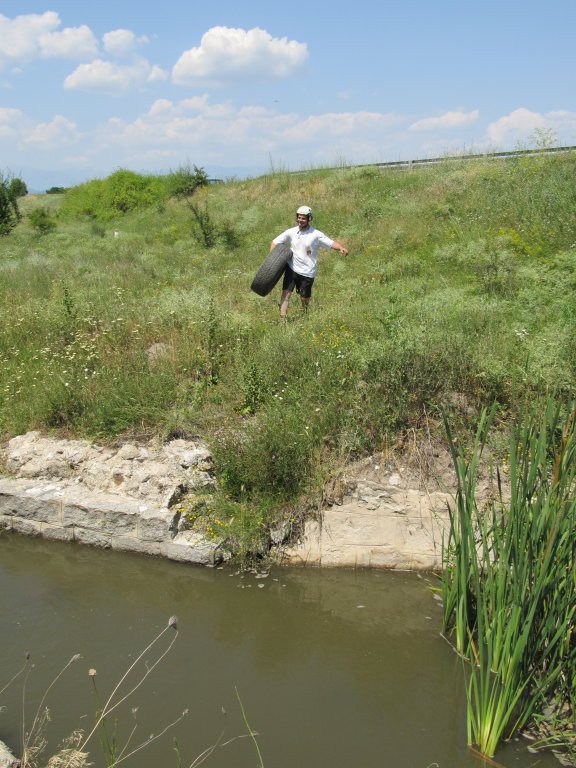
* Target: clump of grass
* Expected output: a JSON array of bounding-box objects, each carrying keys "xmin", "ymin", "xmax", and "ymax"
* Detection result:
[
  {"xmin": 28, "ymin": 207, "xmax": 57, "ymax": 235},
  {"xmin": 440, "ymin": 395, "xmax": 576, "ymax": 759}
]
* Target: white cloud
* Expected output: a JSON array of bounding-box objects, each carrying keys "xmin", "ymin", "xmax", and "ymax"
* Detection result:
[
  {"xmin": 0, "ymin": 106, "xmax": 25, "ymax": 124},
  {"xmin": 172, "ymin": 26, "xmax": 308, "ymax": 86},
  {"xmin": 485, "ymin": 108, "xmax": 576, "ymax": 150},
  {"xmin": 38, "ymin": 24, "xmax": 98, "ymax": 60},
  {"xmin": 7, "ymin": 94, "xmax": 575, "ymax": 188},
  {"xmin": 0, "ymin": 12, "xmax": 97, "ymax": 67},
  {"xmin": 0, "ymin": 11, "xmax": 59, "ymax": 62},
  {"xmin": 148, "ymin": 65, "xmax": 168, "ymax": 83},
  {"xmin": 179, "ymin": 95, "xmax": 211, "ymax": 112},
  {"xmin": 547, "ymin": 110, "xmax": 576, "ymax": 138},
  {"xmin": 147, "ymin": 95, "xmax": 221, "ymax": 118},
  {"xmin": 22, "ymin": 115, "xmax": 78, "ymax": 149},
  {"xmin": 148, "ymin": 98, "xmax": 178, "ymax": 117},
  {"xmin": 88, "ymin": 98, "xmax": 406, "ymax": 173},
  {"xmin": 409, "ymin": 110, "xmax": 480, "ymax": 131},
  {"xmin": 64, "ymin": 58, "xmax": 168, "ymax": 93},
  {"xmin": 486, "ymin": 108, "xmax": 545, "ymax": 145},
  {"xmin": 282, "ymin": 111, "xmax": 404, "ymax": 142},
  {"xmin": 103, "ymin": 29, "xmax": 149, "ymax": 57},
  {"xmin": 0, "ymin": 106, "xmax": 26, "ymax": 138}
]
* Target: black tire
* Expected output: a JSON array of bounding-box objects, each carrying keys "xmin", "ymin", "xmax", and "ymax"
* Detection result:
[{"xmin": 250, "ymin": 243, "xmax": 291, "ymax": 296}]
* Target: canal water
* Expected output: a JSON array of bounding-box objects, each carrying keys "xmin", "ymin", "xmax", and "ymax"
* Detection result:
[{"xmin": 0, "ymin": 533, "xmax": 558, "ymax": 768}]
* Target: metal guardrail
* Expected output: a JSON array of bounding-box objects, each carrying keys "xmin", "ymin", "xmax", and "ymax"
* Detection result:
[
  {"xmin": 364, "ymin": 145, "xmax": 576, "ymax": 171},
  {"xmin": 286, "ymin": 145, "xmax": 576, "ymax": 176}
]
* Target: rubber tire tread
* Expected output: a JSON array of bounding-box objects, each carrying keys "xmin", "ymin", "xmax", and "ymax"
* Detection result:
[{"xmin": 250, "ymin": 243, "xmax": 291, "ymax": 296}]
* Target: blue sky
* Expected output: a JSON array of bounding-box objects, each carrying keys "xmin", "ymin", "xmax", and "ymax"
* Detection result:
[{"xmin": 1, "ymin": 0, "xmax": 575, "ymax": 191}]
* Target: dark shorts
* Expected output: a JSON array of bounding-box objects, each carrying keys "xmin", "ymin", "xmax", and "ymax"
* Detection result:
[{"xmin": 282, "ymin": 264, "xmax": 315, "ymax": 298}]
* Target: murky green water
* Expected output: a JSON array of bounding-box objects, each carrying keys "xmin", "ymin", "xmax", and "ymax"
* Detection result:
[{"xmin": 0, "ymin": 533, "xmax": 558, "ymax": 768}]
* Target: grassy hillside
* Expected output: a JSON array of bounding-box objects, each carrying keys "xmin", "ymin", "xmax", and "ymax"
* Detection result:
[{"xmin": 2, "ymin": 155, "xmax": 576, "ymax": 546}]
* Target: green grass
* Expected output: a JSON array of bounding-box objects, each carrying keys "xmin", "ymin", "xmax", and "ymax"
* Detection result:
[{"xmin": 2, "ymin": 153, "xmax": 576, "ymax": 540}]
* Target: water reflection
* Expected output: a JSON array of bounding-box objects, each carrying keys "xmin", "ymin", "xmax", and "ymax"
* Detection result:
[{"xmin": 0, "ymin": 534, "xmax": 557, "ymax": 768}]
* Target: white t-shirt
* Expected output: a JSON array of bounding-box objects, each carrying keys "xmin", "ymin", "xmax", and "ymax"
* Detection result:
[{"xmin": 272, "ymin": 225, "xmax": 334, "ymax": 278}]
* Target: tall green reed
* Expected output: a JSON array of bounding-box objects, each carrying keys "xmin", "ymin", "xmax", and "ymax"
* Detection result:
[{"xmin": 441, "ymin": 396, "xmax": 576, "ymax": 758}]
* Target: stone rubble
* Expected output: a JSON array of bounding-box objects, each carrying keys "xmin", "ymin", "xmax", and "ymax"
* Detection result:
[{"xmin": 0, "ymin": 431, "xmax": 226, "ymax": 566}]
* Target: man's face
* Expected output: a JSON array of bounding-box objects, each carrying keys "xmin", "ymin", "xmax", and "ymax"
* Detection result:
[{"xmin": 297, "ymin": 214, "xmax": 310, "ymax": 229}]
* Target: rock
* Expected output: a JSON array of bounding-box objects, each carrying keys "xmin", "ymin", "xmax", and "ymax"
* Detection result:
[
  {"xmin": 0, "ymin": 740, "xmax": 19, "ymax": 768},
  {"xmin": 270, "ymin": 520, "xmax": 292, "ymax": 546},
  {"xmin": 281, "ymin": 450, "xmax": 459, "ymax": 570},
  {"xmin": 282, "ymin": 490, "xmax": 452, "ymax": 569},
  {"xmin": 2, "ymin": 432, "xmax": 214, "ymax": 507},
  {"xmin": 0, "ymin": 432, "xmax": 222, "ymax": 567}
]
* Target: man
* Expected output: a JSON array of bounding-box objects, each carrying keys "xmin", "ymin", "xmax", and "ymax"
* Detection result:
[{"xmin": 270, "ymin": 205, "xmax": 349, "ymax": 321}]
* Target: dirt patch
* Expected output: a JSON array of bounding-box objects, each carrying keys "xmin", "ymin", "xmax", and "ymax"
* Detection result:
[{"xmin": 322, "ymin": 430, "xmax": 500, "ymax": 514}]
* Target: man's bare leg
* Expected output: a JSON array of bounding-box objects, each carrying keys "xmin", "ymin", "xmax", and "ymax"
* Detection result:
[{"xmin": 280, "ymin": 289, "xmax": 292, "ymax": 321}]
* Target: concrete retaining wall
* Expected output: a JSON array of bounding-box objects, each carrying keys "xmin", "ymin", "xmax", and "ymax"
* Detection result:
[{"xmin": 0, "ymin": 477, "xmax": 224, "ymax": 565}]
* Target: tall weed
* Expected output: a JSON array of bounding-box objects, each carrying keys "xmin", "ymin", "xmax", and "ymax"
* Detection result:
[{"xmin": 1, "ymin": 617, "xmax": 262, "ymax": 768}]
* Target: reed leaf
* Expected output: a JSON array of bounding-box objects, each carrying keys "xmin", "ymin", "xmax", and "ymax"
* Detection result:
[{"xmin": 441, "ymin": 395, "xmax": 576, "ymax": 758}]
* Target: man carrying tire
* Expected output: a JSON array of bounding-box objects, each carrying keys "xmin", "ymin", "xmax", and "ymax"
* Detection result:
[{"xmin": 270, "ymin": 205, "xmax": 349, "ymax": 321}]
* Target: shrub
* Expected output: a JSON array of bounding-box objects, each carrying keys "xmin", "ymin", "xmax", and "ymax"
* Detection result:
[
  {"xmin": 189, "ymin": 201, "xmax": 218, "ymax": 248},
  {"xmin": 8, "ymin": 177, "xmax": 28, "ymax": 198},
  {"xmin": 165, "ymin": 163, "xmax": 209, "ymax": 199},
  {"xmin": 29, "ymin": 207, "xmax": 57, "ymax": 235},
  {"xmin": 0, "ymin": 170, "xmax": 21, "ymax": 235},
  {"xmin": 59, "ymin": 170, "xmax": 166, "ymax": 222},
  {"xmin": 212, "ymin": 405, "xmax": 317, "ymax": 502},
  {"xmin": 107, "ymin": 169, "xmax": 165, "ymax": 214}
]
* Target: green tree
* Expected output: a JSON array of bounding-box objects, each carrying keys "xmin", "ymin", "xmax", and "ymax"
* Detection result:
[
  {"xmin": 166, "ymin": 163, "xmax": 209, "ymax": 199},
  {"xmin": 8, "ymin": 177, "xmax": 28, "ymax": 198},
  {"xmin": 0, "ymin": 171, "xmax": 21, "ymax": 235}
]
